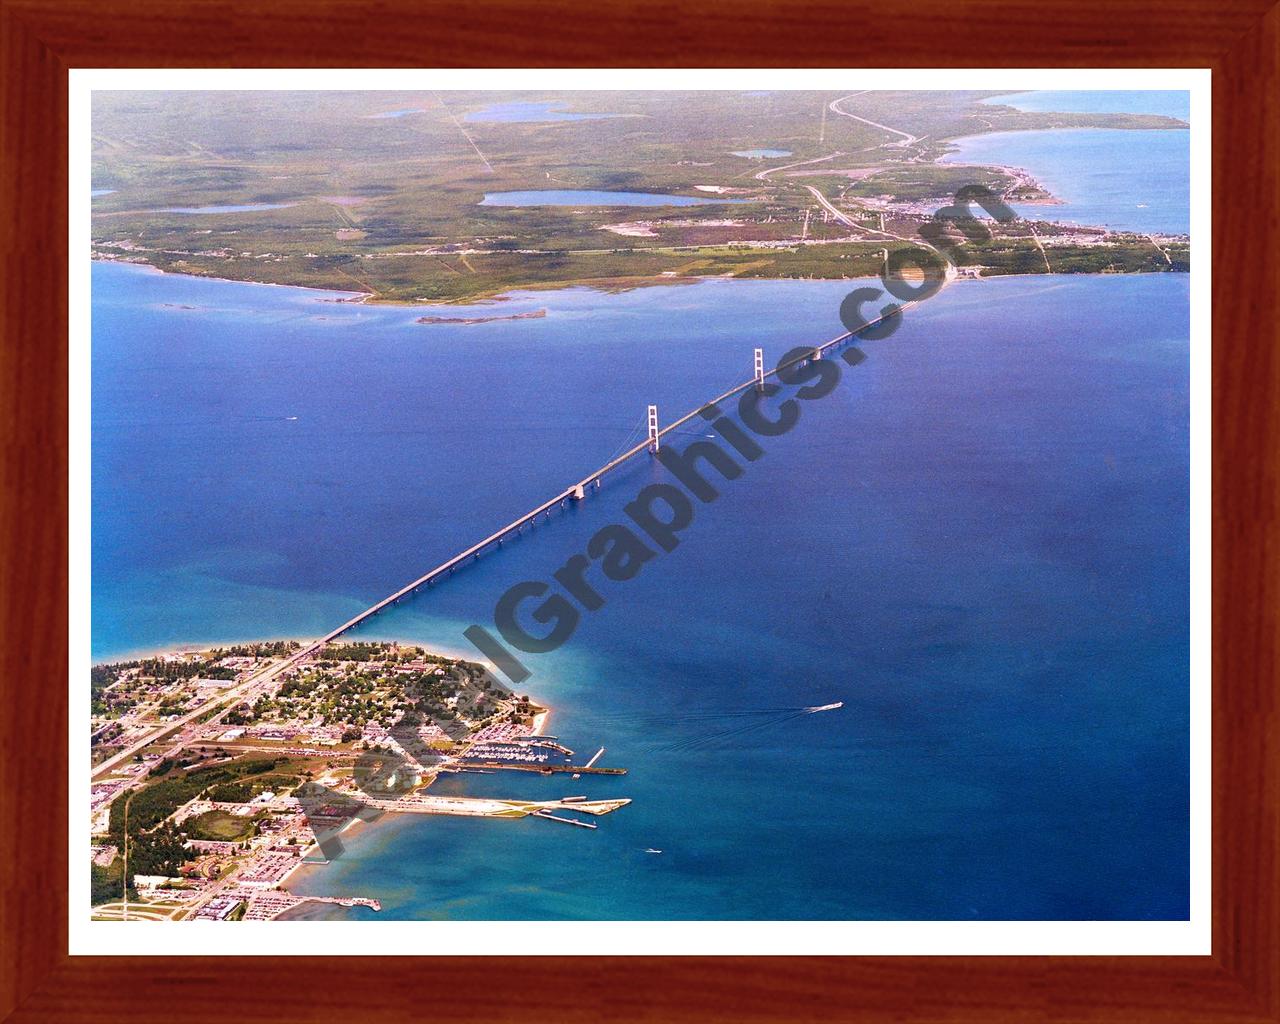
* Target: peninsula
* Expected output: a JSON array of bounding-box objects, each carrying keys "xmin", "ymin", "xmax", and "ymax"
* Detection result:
[
  {"xmin": 90, "ymin": 640, "xmax": 628, "ymax": 922},
  {"xmin": 90, "ymin": 91, "xmax": 1188, "ymax": 305}
]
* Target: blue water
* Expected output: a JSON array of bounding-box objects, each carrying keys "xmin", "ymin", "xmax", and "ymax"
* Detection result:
[
  {"xmin": 731, "ymin": 149, "xmax": 792, "ymax": 158},
  {"xmin": 943, "ymin": 127, "xmax": 1190, "ymax": 234},
  {"xmin": 367, "ymin": 108, "xmax": 425, "ymax": 119},
  {"xmin": 986, "ymin": 91, "xmax": 1190, "ymax": 120},
  {"xmin": 465, "ymin": 101, "xmax": 617, "ymax": 123},
  {"xmin": 92, "ymin": 189, "xmax": 116, "ymax": 198},
  {"xmin": 92, "ymin": 261, "xmax": 1190, "ymax": 920},
  {"xmin": 159, "ymin": 203, "xmax": 297, "ymax": 214},
  {"xmin": 480, "ymin": 190, "xmax": 750, "ymax": 208}
]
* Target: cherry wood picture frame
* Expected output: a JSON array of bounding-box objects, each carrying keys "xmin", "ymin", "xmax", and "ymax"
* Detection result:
[{"xmin": 2, "ymin": 1, "xmax": 1276, "ymax": 1020}]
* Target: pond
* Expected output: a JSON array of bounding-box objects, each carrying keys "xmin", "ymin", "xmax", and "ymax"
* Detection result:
[
  {"xmin": 480, "ymin": 190, "xmax": 749, "ymax": 207},
  {"xmin": 464, "ymin": 101, "xmax": 618, "ymax": 123},
  {"xmin": 158, "ymin": 203, "xmax": 298, "ymax": 214}
]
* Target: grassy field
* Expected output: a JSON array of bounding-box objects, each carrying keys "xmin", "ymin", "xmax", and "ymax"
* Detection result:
[
  {"xmin": 187, "ymin": 809, "xmax": 260, "ymax": 842},
  {"xmin": 91, "ymin": 91, "xmax": 1189, "ymax": 303}
]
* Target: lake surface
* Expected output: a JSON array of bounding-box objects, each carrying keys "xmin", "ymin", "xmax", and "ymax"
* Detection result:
[
  {"xmin": 92, "ymin": 189, "xmax": 116, "ymax": 198},
  {"xmin": 943, "ymin": 127, "xmax": 1190, "ymax": 234},
  {"xmin": 731, "ymin": 149, "xmax": 791, "ymax": 158},
  {"xmin": 465, "ymin": 101, "xmax": 617, "ymax": 123},
  {"xmin": 159, "ymin": 203, "xmax": 297, "ymax": 214},
  {"xmin": 92, "ymin": 261, "xmax": 1190, "ymax": 921},
  {"xmin": 366, "ymin": 108, "xmax": 425, "ymax": 119},
  {"xmin": 480, "ymin": 190, "xmax": 750, "ymax": 207}
]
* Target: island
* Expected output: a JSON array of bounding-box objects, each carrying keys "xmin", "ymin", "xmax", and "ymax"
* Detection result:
[
  {"xmin": 89, "ymin": 640, "xmax": 628, "ymax": 922},
  {"xmin": 415, "ymin": 308, "xmax": 547, "ymax": 325}
]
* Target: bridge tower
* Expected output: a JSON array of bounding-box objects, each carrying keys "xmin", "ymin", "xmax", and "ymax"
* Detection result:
[
  {"xmin": 754, "ymin": 347, "xmax": 764, "ymax": 391},
  {"xmin": 647, "ymin": 404, "xmax": 660, "ymax": 454}
]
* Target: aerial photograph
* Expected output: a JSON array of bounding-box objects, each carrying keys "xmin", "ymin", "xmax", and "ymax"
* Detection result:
[{"xmin": 87, "ymin": 87, "xmax": 1191, "ymax": 924}]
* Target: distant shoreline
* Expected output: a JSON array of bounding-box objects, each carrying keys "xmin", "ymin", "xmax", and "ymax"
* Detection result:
[{"xmin": 91, "ymin": 256, "xmax": 1188, "ymax": 311}]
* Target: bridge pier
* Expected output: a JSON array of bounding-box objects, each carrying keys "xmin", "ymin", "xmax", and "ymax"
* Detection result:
[
  {"xmin": 754, "ymin": 347, "xmax": 764, "ymax": 391},
  {"xmin": 647, "ymin": 404, "xmax": 659, "ymax": 454}
]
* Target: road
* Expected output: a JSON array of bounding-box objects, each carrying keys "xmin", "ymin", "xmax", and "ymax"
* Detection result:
[
  {"xmin": 804, "ymin": 185, "xmax": 920, "ymax": 245},
  {"xmin": 1028, "ymin": 224, "xmax": 1053, "ymax": 272},
  {"xmin": 754, "ymin": 150, "xmax": 843, "ymax": 182},
  {"xmin": 802, "ymin": 184, "xmax": 959, "ymax": 300},
  {"xmin": 91, "ymin": 653, "xmax": 303, "ymax": 780},
  {"xmin": 828, "ymin": 93, "xmax": 921, "ymax": 147}
]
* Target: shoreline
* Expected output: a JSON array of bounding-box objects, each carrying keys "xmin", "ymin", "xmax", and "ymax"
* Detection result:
[
  {"xmin": 92, "ymin": 258, "xmax": 368, "ymax": 301},
  {"xmin": 92, "ymin": 255, "xmax": 1187, "ymax": 312},
  {"xmin": 95, "ymin": 635, "xmax": 557, "ymax": 915},
  {"xmin": 92, "ymin": 632, "xmax": 492, "ymax": 669},
  {"xmin": 275, "ymin": 699, "xmax": 553, "ymax": 906}
]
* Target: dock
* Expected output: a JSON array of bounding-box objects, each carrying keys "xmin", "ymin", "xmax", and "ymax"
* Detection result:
[
  {"xmin": 533, "ymin": 810, "xmax": 598, "ymax": 829},
  {"xmin": 455, "ymin": 761, "xmax": 626, "ymax": 776}
]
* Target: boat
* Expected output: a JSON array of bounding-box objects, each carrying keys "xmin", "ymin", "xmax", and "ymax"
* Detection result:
[
  {"xmin": 805, "ymin": 701, "xmax": 844, "ymax": 713},
  {"xmin": 645, "ymin": 848, "xmax": 662, "ymax": 854}
]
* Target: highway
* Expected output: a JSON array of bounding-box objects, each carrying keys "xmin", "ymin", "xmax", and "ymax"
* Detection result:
[
  {"xmin": 753, "ymin": 150, "xmax": 843, "ymax": 182},
  {"xmin": 804, "ymin": 185, "xmax": 923, "ymax": 247},
  {"xmin": 828, "ymin": 93, "xmax": 921, "ymax": 147},
  {"xmin": 91, "ymin": 653, "xmax": 302, "ymax": 780}
]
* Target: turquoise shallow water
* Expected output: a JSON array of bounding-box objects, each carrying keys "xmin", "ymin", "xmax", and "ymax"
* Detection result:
[{"xmin": 93, "ymin": 261, "xmax": 1190, "ymax": 920}]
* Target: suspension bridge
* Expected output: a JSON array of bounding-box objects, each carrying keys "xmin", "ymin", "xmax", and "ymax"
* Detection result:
[{"xmin": 284, "ymin": 298, "xmax": 922, "ymax": 665}]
